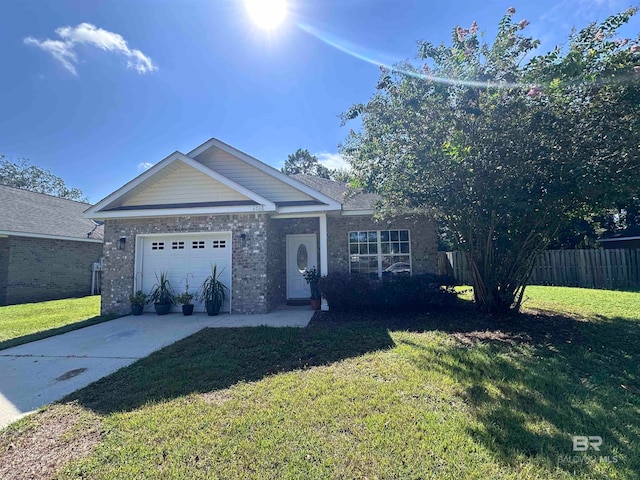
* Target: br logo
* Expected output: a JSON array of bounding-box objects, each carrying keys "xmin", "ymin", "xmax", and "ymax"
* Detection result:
[{"xmin": 572, "ymin": 436, "xmax": 602, "ymax": 452}]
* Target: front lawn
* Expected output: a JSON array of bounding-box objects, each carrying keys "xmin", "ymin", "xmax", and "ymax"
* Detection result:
[
  {"xmin": 524, "ymin": 285, "xmax": 640, "ymax": 320},
  {"xmin": 0, "ymin": 296, "xmax": 117, "ymax": 350},
  {"xmin": 1, "ymin": 287, "xmax": 638, "ymax": 479}
]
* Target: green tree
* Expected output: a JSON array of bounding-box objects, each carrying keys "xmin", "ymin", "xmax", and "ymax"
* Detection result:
[
  {"xmin": 0, "ymin": 156, "xmax": 87, "ymax": 201},
  {"xmin": 331, "ymin": 167, "xmax": 352, "ymax": 183},
  {"xmin": 342, "ymin": 9, "xmax": 640, "ymax": 313},
  {"xmin": 282, "ymin": 148, "xmax": 332, "ymax": 179}
]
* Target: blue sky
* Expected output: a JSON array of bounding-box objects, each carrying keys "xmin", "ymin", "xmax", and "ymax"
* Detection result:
[{"xmin": 1, "ymin": 0, "xmax": 638, "ymax": 203}]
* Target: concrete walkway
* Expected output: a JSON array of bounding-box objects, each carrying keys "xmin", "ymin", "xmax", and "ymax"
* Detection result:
[{"xmin": 0, "ymin": 306, "xmax": 313, "ymax": 429}]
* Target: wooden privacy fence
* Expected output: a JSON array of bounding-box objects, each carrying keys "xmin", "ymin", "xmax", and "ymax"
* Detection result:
[{"xmin": 438, "ymin": 249, "xmax": 640, "ymax": 290}]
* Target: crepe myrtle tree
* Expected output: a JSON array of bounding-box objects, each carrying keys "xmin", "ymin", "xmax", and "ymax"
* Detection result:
[{"xmin": 342, "ymin": 8, "xmax": 640, "ymax": 314}]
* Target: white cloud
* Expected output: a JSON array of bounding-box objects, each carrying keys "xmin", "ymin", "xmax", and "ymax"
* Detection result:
[
  {"xmin": 137, "ymin": 162, "xmax": 154, "ymax": 172},
  {"xmin": 24, "ymin": 37, "xmax": 78, "ymax": 75},
  {"xmin": 24, "ymin": 23, "xmax": 157, "ymax": 76},
  {"xmin": 315, "ymin": 151, "xmax": 350, "ymax": 171}
]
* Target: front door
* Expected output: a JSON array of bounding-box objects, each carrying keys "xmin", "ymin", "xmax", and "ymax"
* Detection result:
[{"xmin": 286, "ymin": 234, "xmax": 318, "ymax": 300}]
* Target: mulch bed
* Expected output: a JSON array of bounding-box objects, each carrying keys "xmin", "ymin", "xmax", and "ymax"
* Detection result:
[{"xmin": 308, "ymin": 304, "xmax": 587, "ymax": 347}]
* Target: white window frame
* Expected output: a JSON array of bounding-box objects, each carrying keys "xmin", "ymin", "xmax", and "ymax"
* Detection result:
[{"xmin": 348, "ymin": 229, "xmax": 412, "ymax": 278}]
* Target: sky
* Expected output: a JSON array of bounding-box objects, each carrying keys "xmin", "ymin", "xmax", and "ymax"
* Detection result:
[{"xmin": 1, "ymin": 0, "xmax": 638, "ymax": 203}]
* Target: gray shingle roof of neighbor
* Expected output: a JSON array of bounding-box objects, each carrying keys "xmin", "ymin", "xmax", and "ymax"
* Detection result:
[
  {"xmin": 290, "ymin": 174, "xmax": 379, "ymax": 211},
  {"xmin": 0, "ymin": 184, "xmax": 104, "ymax": 241}
]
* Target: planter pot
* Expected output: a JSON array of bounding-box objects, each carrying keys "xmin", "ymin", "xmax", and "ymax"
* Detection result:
[
  {"xmin": 205, "ymin": 298, "xmax": 223, "ymax": 316},
  {"xmin": 154, "ymin": 303, "xmax": 172, "ymax": 315},
  {"xmin": 182, "ymin": 304, "xmax": 194, "ymax": 316},
  {"xmin": 310, "ymin": 298, "xmax": 321, "ymax": 311},
  {"xmin": 131, "ymin": 304, "xmax": 144, "ymax": 316}
]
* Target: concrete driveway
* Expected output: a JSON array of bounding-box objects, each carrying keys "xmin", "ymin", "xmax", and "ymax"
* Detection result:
[{"xmin": 0, "ymin": 306, "xmax": 313, "ymax": 429}]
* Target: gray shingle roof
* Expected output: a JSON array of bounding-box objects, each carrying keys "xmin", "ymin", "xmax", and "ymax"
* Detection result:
[
  {"xmin": 0, "ymin": 185, "xmax": 103, "ymax": 241},
  {"xmin": 290, "ymin": 174, "xmax": 378, "ymax": 211}
]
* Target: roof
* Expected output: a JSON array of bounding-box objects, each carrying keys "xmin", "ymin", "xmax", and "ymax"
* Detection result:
[
  {"xmin": 598, "ymin": 226, "xmax": 640, "ymax": 243},
  {"xmin": 0, "ymin": 185, "xmax": 103, "ymax": 242},
  {"xmin": 290, "ymin": 174, "xmax": 378, "ymax": 211},
  {"xmin": 85, "ymin": 139, "xmax": 342, "ymax": 220}
]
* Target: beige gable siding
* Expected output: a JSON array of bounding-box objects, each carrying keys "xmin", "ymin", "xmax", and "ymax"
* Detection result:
[
  {"xmin": 193, "ymin": 147, "xmax": 314, "ymax": 203},
  {"xmin": 121, "ymin": 161, "xmax": 250, "ymax": 207}
]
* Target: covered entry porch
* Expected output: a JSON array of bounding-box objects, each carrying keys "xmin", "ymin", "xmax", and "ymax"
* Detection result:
[{"xmin": 266, "ymin": 213, "xmax": 328, "ymax": 310}]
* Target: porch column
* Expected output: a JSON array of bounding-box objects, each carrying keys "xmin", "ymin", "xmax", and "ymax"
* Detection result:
[
  {"xmin": 319, "ymin": 213, "xmax": 328, "ymax": 275},
  {"xmin": 319, "ymin": 213, "xmax": 329, "ymax": 311}
]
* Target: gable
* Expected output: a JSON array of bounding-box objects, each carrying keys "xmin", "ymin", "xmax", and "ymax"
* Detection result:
[
  {"xmin": 86, "ymin": 151, "xmax": 277, "ymax": 219},
  {"xmin": 118, "ymin": 160, "xmax": 252, "ymax": 208},
  {"xmin": 191, "ymin": 145, "xmax": 316, "ymax": 203},
  {"xmin": 86, "ymin": 139, "xmax": 342, "ymax": 220}
]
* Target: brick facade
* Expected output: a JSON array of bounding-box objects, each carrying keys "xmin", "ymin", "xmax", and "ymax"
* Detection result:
[
  {"xmin": 101, "ymin": 214, "xmax": 269, "ymax": 316},
  {"xmin": 0, "ymin": 238, "xmax": 9, "ymax": 305},
  {"xmin": 100, "ymin": 212, "xmax": 437, "ymax": 316},
  {"xmin": 326, "ymin": 214, "xmax": 437, "ymax": 275},
  {"xmin": 0, "ymin": 236, "xmax": 102, "ymax": 306}
]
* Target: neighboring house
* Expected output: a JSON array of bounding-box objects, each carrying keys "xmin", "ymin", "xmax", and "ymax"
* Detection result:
[
  {"xmin": 598, "ymin": 226, "xmax": 640, "ymax": 249},
  {"xmin": 0, "ymin": 185, "xmax": 104, "ymax": 306},
  {"xmin": 85, "ymin": 138, "xmax": 437, "ymax": 315}
]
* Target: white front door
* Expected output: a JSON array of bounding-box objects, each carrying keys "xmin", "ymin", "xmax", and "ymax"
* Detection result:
[{"xmin": 286, "ymin": 234, "xmax": 318, "ymax": 300}]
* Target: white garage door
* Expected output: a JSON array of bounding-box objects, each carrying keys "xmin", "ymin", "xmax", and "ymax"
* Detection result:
[{"xmin": 138, "ymin": 233, "xmax": 232, "ymax": 313}]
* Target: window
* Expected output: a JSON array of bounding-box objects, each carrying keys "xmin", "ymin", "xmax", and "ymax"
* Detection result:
[
  {"xmin": 348, "ymin": 230, "xmax": 411, "ymax": 278},
  {"xmin": 212, "ymin": 240, "xmax": 226, "ymax": 249},
  {"xmin": 171, "ymin": 241, "xmax": 185, "ymax": 250},
  {"xmin": 151, "ymin": 242, "xmax": 164, "ymax": 250},
  {"xmin": 192, "ymin": 241, "xmax": 205, "ymax": 249}
]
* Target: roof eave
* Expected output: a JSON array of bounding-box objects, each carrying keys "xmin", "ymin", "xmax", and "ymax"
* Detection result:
[
  {"xmin": 276, "ymin": 205, "xmax": 342, "ymax": 215},
  {"xmin": 0, "ymin": 230, "xmax": 103, "ymax": 243},
  {"xmin": 597, "ymin": 236, "xmax": 640, "ymax": 242},
  {"xmin": 87, "ymin": 204, "xmax": 276, "ymax": 220}
]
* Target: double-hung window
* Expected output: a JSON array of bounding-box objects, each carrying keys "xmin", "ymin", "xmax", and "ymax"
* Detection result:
[{"xmin": 348, "ymin": 230, "xmax": 411, "ymax": 278}]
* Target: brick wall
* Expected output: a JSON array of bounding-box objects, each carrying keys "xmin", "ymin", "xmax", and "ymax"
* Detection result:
[
  {"xmin": 0, "ymin": 238, "xmax": 9, "ymax": 305},
  {"xmin": 327, "ymin": 214, "xmax": 438, "ymax": 275},
  {"xmin": 0, "ymin": 236, "xmax": 102, "ymax": 306},
  {"xmin": 101, "ymin": 214, "xmax": 269, "ymax": 316}
]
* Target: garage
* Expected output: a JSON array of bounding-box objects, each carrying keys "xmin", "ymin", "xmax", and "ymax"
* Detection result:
[{"xmin": 136, "ymin": 232, "xmax": 232, "ymax": 313}]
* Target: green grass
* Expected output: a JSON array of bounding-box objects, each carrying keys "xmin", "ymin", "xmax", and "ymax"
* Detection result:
[
  {"xmin": 0, "ymin": 296, "xmax": 118, "ymax": 350},
  {"xmin": 1, "ymin": 287, "xmax": 639, "ymax": 479},
  {"xmin": 523, "ymin": 285, "xmax": 640, "ymax": 320}
]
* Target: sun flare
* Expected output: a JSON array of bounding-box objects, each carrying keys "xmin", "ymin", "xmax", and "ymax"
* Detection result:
[{"xmin": 244, "ymin": 0, "xmax": 287, "ymax": 30}]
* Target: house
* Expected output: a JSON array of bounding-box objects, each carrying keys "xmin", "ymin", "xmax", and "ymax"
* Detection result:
[
  {"xmin": 0, "ymin": 185, "xmax": 104, "ymax": 306},
  {"xmin": 85, "ymin": 138, "xmax": 437, "ymax": 315}
]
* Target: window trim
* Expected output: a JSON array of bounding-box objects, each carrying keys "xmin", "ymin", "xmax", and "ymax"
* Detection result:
[{"xmin": 348, "ymin": 229, "xmax": 412, "ymax": 278}]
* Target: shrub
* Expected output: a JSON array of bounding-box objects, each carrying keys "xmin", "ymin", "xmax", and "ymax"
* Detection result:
[{"xmin": 319, "ymin": 272, "xmax": 460, "ymax": 312}]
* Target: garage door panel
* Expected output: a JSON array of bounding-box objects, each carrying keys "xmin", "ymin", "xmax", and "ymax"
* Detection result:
[{"xmin": 140, "ymin": 233, "xmax": 231, "ymax": 313}]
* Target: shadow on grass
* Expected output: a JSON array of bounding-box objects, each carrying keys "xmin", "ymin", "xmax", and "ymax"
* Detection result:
[
  {"xmin": 0, "ymin": 315, "xmax": 120, "ymax": 351},
  {"xmin": 391, "ymin": 307, "xmax": 640, "ymax": 477},
  {"xmin": 65, "ymin": 321, "xmax": 396, "ymax": 414},
  {"xmin": 65, "ymin": 303, "xmax": 639, "ymax": 477}
]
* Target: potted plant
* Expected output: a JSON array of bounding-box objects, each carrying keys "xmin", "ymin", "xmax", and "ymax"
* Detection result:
[
  {"xmin": 303, "ymin": 267, "xmax": 322, "ymax": 310},
  {"xmin": 175, "ymin": 275, "xmax": 195, "ymax": 316},
  {"xmin": 148, "ymin": 272, "xmax": 174, "ymax": 315},
  {"xmin": 129, "ymin": 290, "xmax": 147, "ymax": 316},
  {"xmin": 174, "ymin": 292, "xmax": 194, "ymax": 316},
  {"xmin": 199, "ymin": 264, "xmax": 228, "ymax": 316}
]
